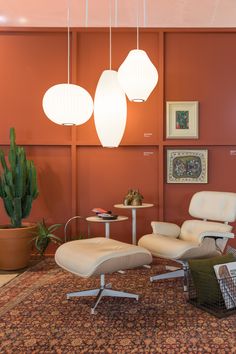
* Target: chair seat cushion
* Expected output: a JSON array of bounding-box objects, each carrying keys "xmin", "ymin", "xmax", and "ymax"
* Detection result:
[
  {"xmin": 55, "ymin": 237, "xmax": 152, "ymax": 278},
  {"xmin": 138, "ymin": 234, "xmax": 198, "ymax": 259}
]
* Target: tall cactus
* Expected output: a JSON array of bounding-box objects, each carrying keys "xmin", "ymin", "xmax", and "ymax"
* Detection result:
[{"xmin": 0, "ymin": 128, "xmax": 39, "ymax": 228}]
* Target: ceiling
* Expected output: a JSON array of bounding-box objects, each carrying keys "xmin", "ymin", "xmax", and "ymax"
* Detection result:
[{"xmin": 0, "ymin": 0, "xmax": 236, "ymax": 28}]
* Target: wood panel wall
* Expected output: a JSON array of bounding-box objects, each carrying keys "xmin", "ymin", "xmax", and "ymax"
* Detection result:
[{"xmin": 0, "ymin": 28, "xmax": 236, "ymax": 251}]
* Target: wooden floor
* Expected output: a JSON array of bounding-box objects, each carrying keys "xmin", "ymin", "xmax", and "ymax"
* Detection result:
[{"xmin": 0, "ymin": 271, "xmax": 19, "ymax": 287}]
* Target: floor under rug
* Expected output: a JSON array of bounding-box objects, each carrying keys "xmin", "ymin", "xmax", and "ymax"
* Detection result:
[
  {"xmin": 0, "ymin": 258, "xmax": 235, "ymax": 353},
  {"xmin": 0, "ymin": 271, "xmax": 19, "ymax": 287},
  {"xmin": 0, "ymin": 258, "xmax": 42, "ymax": 288}
]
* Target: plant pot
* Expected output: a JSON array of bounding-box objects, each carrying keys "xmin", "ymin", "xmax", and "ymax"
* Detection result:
[{"xmin": 0, "ymin": 223, "xmax": 37, "ymax": 271}]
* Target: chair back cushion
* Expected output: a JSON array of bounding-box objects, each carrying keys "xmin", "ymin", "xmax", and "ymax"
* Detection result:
[
  {"xmin": 189, "ymin": 191, "xmax": 236, "ymax": 222},
  {"xmin": 180, "ymin": 220, "xmax": 232, "ymax": 243}
]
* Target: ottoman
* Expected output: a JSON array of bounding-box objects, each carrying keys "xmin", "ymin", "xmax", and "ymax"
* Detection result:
[{"xmin": 55, "ymin": 237, "xmax": 152, "ymax": 314}]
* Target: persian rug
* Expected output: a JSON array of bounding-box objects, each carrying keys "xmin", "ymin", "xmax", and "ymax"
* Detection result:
[{"xmin": 0, "ymin": 258, "xmax": 236, "ymax": 353}]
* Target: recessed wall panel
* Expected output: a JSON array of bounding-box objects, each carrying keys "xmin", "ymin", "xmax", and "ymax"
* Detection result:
[
  {"xmin": 165, "ymin": 32, "xmax": 236, "ymax": 144},
  {"xmin": 0, "ymin": 33, "xmax": 71, "ymax": 144},
  {"xmin": 77, "ymin": 146, "xmax": 158, "ymax": 243},
  {"xmin": 0, "ymin": 145, "xmax": 71, "ymax": 227}
]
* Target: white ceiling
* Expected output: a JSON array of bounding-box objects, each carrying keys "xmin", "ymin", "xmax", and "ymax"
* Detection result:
[{"xmin": 0, "ymin": 0, "xmax": 236, "ymax": 28}]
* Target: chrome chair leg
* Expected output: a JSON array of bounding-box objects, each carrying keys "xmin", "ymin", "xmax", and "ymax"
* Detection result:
[{"xmin": 66, "ymin": 273, "xmax": 139, "ymax": 314}]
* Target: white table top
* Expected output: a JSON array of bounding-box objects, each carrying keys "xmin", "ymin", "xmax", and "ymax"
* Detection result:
[
  {"xmin": 86, "ymin": 215, "xmax": 128, "ymax": 223},
  {"xmin": 114, "ymin": 203, "xmax": 154, "ymax": 209}
]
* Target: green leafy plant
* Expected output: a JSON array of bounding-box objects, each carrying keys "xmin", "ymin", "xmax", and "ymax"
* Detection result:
[
  {"xmin": 33, "ymin": 219, "xmax": 62, "ymax": 256},
  {"xmin": 0, "ymin": 128, "xmax": 39, "ymax": 228}
]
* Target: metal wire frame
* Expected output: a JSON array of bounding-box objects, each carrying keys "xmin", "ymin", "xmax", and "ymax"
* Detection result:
[{"xmin": 64, "ymin": 215, "xmax": 89, "ymax": 242}]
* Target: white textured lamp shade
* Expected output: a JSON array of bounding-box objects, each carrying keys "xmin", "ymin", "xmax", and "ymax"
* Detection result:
[
  {"xmin": 118, "ymin": 49, "xmax": 158, "ymax": 102},
  {"xmin": 94, "ymin": 70, "xmax": 127, "ymax": 148},
  {"xmin": 42, "ymin": 83, "xmax": 93, "ymax": 125}
]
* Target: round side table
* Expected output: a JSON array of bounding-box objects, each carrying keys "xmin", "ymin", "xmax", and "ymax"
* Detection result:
[
  {"xmin": 86, "ymin": 215, "xmax": 128, "ymax": 239},
  {"xmin": 114, "ymin": 203, "xmax": 154, "ymax": 245}
]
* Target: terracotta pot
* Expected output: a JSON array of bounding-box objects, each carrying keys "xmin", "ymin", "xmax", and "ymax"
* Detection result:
[{"xmin": 0, "ymin": 223, "xmax": 37, "ymax": 270}]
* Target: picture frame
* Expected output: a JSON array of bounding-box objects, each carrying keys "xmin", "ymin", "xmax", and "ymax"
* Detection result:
[
  {"xmin": 166, "ymin": 101, "xmax": 199, "ymax": 139},
  {"xmin": 167, "ymin": 149, "xmax": 208, "ymax": 183}
]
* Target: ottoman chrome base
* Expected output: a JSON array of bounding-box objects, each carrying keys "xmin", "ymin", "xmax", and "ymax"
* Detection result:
[{"xmin": 67, "ymin": 274, "xmax": 138, "ymax": 314}]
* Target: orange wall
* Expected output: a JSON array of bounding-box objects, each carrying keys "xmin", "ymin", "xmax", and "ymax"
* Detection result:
[{"xmin": 0, "ymin": 28, "xmax": 236, "ymax": 250}]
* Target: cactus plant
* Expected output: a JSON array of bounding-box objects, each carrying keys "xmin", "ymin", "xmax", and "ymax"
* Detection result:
[{"xmin": 0, "ymin": 128, "xmax": 39, "ymax": 228}]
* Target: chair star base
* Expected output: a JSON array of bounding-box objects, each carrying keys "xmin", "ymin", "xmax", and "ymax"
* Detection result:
[
  {"xmin": 150, "ymin": 268, "xmax": 184, "ymax": 282},
  {"xmin": 150, "ymin": 260, "xmax": 190, "ymax": 292},
  {"xmin": 67, "ymin": 274, "xmax": 139, "ymax": 314}
]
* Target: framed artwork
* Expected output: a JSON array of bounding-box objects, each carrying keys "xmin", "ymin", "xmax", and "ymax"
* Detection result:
[
  {"xmin": 167, "ymin": 149, "xmax": 208, "ymax": 183},
  {"xmin": 166, "ymin": 101, "xmax": 199, "ymax": 139}
]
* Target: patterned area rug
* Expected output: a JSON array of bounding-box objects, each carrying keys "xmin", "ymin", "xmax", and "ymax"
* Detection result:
[{"xmin": 0, "ymin": 258, "xmax": 236, "ymax": 353}]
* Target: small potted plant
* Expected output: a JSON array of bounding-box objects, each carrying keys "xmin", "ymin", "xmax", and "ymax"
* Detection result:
[
  {"xmin": 0, "ymin": 128, "xmax": 39, "ymax": 270},
  {"xmin": 33, "ymin": 219, "xmax": 62, "ymax": 256}
]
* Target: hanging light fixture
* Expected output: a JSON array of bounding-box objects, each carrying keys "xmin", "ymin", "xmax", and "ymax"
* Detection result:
[
  {"xmin": 117, "ymin": 0, "xmax": 158, "ymax": 102},
  {"xmin": 42, "ymin": 1, "xmax": 93, "ymax": 126},
  {"xmin": 94, "ymin": 0, "xmax": 127, "ymax": 147}
]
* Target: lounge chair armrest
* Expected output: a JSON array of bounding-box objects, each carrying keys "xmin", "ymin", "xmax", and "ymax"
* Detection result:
[
  {"xmin": 151, "ymin": 221, "xmax": 180, "ymax": 238},
  {"xmin": 199, "ymin": 231, "xmax": 234, "ymax": 241}
]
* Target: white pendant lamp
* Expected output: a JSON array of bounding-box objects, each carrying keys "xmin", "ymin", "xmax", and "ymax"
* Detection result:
[
  {"xmin": 118, "ymin": 49, "xmax": 158, "ymax": 102},
  {"xmin": 94, "ymin": 0, "xmax": 127, "ymax": 148},
  {"xmin": 42, "ymin": 4, "xmax": 93, "ymax": 126},
  {"xmin": 94, "ymin": 70, "xmax": 127, "ymax": 147},
  {"xmin": 43, "ymin": 83, "xmax": 93, "ymax": 125},
  {"xmin": 118, "ymin": 0, "xmax": 158, "ymax": 102}
]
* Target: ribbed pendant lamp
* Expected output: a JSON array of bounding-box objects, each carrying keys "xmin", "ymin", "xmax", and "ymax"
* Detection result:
[
  {"xmin": 42, "ymin": 1, "xmax": 93, "ymax": 125},
  {"xmin": 94, "ymin": 0, "xmax": 127, "ymax": 147},
  {"xmin": 118, "ymin": 0, "xmax": 158, "ymax": 102}
]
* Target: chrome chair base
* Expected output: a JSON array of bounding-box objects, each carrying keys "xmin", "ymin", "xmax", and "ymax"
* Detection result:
[{"xmin": 67, "ymin": 274, "xmax": 139, "ymax": 314}]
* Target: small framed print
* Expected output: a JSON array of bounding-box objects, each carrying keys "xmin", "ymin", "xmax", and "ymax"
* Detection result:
[
  {"xmin": 166, "ymin": 101, "xmax": 199, "ymax": 139},
  {"xmin": 167, "ymin": 149, "xmax": 208, "ymax": 184}
]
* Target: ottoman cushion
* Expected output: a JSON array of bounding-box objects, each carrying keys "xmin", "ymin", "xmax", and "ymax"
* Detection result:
[{"xmin": 55, "ymin": 237, "xmax": 152, "ymax": 277}]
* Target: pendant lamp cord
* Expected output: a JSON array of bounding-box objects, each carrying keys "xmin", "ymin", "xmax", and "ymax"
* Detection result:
[
  {"xmin": 109, "ymin": 0, "xmax": 112, "ymax": 70},
  {"xmin": 67, "ymin": 0, "xmax": 70, "ymax": 84},
  {"xmin": 115, "ymin": 0, "xmax": 118, "ymax": 27},
  {"xmin": 136, "ymin": 0, "xmax": 139, "ymax": 49},
  {"xmin": 85, "ymin": 0, "xmax": 88, "ymax": 27},
  {"xmin": 143, "ymin": 0, "xmax": 146, "ymax": 28}
]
